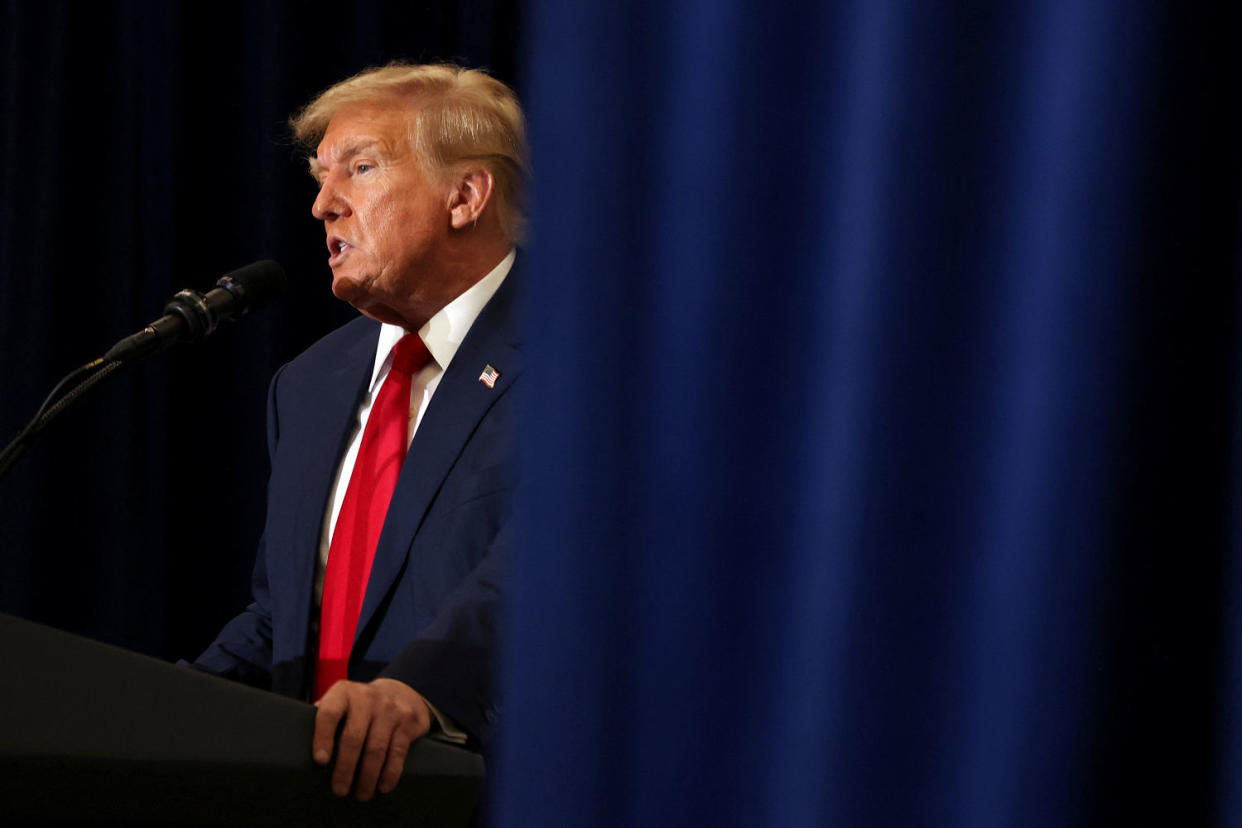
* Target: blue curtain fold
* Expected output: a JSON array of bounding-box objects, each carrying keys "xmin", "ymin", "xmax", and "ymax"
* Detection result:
[
  {"xmin": 503, "ymin": 1, "xmax": 1241, "ymax": 825},
  {"xmin": 1220, "ymin": 205, "xmax": 1242, "ymax": 826}
]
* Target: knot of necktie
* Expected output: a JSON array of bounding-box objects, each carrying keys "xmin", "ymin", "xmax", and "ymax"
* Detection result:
[{"xmin": 391, "ymin": 333, "xmax": 431, "ymax": 376}]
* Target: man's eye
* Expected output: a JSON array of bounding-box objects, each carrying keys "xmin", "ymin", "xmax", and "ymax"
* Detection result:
[{"xmin": 354, "ymin": 163, "xmax": 373, "ymax": 174}]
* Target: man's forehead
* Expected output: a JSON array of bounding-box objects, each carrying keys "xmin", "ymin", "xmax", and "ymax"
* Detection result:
[
  {"xmin": 307, "ymin": 102, "xmax": 420, "ymax": 181},
  {"xmin": 318, "ymin": 102, "xmax": 413, "ymax": 151}
]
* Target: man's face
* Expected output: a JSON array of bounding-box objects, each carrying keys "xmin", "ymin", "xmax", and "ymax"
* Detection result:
[{"xmin": 310, "ymin": 101, "xmax": 450, "ymax": 327}]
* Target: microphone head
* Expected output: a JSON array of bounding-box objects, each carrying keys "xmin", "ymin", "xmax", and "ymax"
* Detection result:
[{"xmin": 215, "ymin": 260, "xmax": 287, "ymax": 315}]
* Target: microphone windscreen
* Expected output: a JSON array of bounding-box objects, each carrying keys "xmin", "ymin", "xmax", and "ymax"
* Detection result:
[{"xmin": 218, "ymin": 260, "xmax": 287, "ymax": 313}]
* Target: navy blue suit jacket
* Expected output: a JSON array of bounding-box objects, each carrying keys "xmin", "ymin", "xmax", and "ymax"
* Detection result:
[{"xmin": 193, "ymin": 272, "xmax": 520, "ymax": 746}]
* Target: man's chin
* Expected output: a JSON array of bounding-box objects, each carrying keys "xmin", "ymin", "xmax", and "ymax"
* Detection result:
[{"xmin": 331, "ymin": 274, "xmax": 370, "ymax": 306}]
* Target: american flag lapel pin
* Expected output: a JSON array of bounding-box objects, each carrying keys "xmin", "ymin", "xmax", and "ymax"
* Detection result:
[{"xmin": 478, "ymin": 364, "xmax": 500, "ymax": 389}]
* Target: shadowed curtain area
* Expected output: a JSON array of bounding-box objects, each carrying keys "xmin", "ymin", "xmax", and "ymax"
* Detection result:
[{"xmin": 501, "ymin": 1, "xmax": 1241, "ymax": 825}]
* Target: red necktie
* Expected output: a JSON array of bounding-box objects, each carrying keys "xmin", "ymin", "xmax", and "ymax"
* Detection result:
[{"xmin": 315, "ymin": 333, "xmax": 432, "ymax": 701}]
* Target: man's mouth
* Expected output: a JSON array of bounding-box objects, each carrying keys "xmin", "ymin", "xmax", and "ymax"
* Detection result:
[{"xmin": 327, "ymin": 237, "xmax": 353, "ymax": 266}]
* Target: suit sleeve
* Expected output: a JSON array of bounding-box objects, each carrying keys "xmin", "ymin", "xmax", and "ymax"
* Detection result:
[
  {"xmin": 187, "ymin": 365, "xmax": 288, "ymax": 688},
  {"xmin": 378, "ymin": 520, "xmax": 510, "ymax": 747}
]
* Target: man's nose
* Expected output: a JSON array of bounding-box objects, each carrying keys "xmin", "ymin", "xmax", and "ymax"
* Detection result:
[{"xmin": 312, "ymin": 181, "xmax": 348, "ymax": 221}]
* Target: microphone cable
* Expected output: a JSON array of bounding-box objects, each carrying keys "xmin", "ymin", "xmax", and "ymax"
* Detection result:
[{"xmin": 0, "ymin": 358, "xmax": 126, "ymax": 481}]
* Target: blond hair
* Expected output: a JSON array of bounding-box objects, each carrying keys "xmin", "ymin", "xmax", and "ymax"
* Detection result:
[{"xmin": 291, "ymin": 63, "xmax": 529, "ymax": 242}]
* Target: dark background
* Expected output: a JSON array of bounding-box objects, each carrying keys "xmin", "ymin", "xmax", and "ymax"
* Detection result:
[{"xmin": 3, "ymin": 1, "xmax": 1242, "ymax": 826}]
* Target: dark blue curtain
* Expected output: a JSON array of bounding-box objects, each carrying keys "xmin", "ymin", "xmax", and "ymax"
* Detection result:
[{"xmin": 501, "ymin": 1, "xmax": 1241, "ymax": 825}]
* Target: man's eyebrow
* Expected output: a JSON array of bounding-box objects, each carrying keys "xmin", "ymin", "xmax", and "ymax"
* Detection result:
[{"xmin": 309, "ymin": 138, "xmax": 388, "ymax": 177}]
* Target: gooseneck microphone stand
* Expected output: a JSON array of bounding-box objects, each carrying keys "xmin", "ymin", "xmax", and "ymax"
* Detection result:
[{"xmin": 0, "ymin": 357, "xmax": 127, "ymax": 483}]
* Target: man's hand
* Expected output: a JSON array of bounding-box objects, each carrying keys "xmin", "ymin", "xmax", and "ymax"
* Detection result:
[{"xmin": 313, "ymin": 678, "xmax": 432, "ymax": 800}]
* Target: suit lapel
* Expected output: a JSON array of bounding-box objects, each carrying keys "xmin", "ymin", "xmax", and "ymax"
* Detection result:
[
  {"xmin": 286, "ymin": 322, "xmax": 378, "ymax": 628},
  {"xmin": 354, "ymin": 271, "xmax": 523, "ymax": 642}
]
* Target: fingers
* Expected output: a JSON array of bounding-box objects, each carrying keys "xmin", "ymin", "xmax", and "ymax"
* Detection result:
[
  {"xmin": 312, "ymin": 682, "xmax": 348, "ymax": 765},
  {"xmin": 350, "ymin": 705, "xmax": 391, "ymax": 801},
  {"xmin": 332, "ymin": 689, "xmax": 374, "ymax": 797},
  {"xmin": 312, "ymin": 679, "xmax": 432, "ymax": 800},
  {"xmin": 378, "ymin": 733, "xmax": 411, "ymax": 794}
]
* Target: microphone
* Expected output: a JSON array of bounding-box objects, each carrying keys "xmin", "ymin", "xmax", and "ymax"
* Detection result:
[{"xmin": 103, "ymin": 260, "xmax": 287, "ymax": 362}]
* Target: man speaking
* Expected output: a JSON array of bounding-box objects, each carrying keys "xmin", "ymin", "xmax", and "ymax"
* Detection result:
[{"xmin": 191, "ymin": 63, "xmax": 526, "ymax": 801}]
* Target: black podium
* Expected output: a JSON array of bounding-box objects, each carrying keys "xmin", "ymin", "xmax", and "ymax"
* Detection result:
[{"xmin": 0, "ymin": 613, "xmax": 484, "ymax": 826}]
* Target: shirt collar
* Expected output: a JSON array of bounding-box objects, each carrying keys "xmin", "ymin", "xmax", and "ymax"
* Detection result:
[{"xmin": 369, "ymin": 248, "xmax": 515, "ymax": 392}]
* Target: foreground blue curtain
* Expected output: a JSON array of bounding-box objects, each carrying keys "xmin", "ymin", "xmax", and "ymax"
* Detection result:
[{"xmin": 502, "ymin": 1, "xmax": 1241, "ymax": 825}]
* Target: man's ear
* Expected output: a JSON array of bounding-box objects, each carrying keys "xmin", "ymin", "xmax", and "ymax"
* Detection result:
[{"xmin": 448, "ymin": 168, "xmax": 496, "ymax": 230}]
